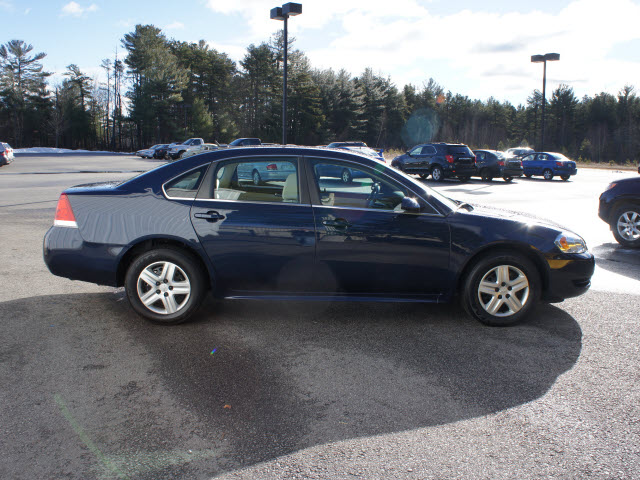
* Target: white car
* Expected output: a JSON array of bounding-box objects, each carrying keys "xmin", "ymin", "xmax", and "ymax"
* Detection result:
[
  {"xmin": 168, "ymin": 138, "xmax": 205, "ymax": 160},
  {"xmin": 180, "ymin": 143, "xmax": 220, "ymax": 159},
  {"xmin": 0, "ymin": 142, "xmax": 14, "ymax": 166},
  {"xmin": 136, "ymin": 144, "xmax": 163, "ymax": 159}
]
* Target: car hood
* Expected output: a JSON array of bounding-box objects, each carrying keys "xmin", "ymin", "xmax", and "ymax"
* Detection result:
[{"xmin": 455, "ymin": 203, "xmax": 572, "ymax": 234}]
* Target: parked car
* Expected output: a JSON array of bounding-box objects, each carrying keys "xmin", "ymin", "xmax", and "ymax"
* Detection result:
[
  {"xmin": 327, "ymin": 141, "xmax": 385, "ymax": 162},
  {"xmin": 521, "ymin": 152, "xmax": 578, "ymax": 181},
  {"xmin": 168, "ymin": 138, "xmax": 205, "ymax": 159},
  {"xmin": 391, "ymin": 142, "xmax": 476, "ymax": 182},
  {"xmin": 229, "ymin": 138, "xmax": 262, "ymax": 147},
  {"xmin": 44, "ymin": 146, "xmax": 594, "ymax": 327},
  {"xmin": 153, "ymin": 143, "xmax": 178, "ymax": 160},
  {"xmin": 180, "ymin": 144, "xmax": 220, "ymax": 159},
  {"xmin": 598, "ymin": 176, "xmax": 640, "ymax": 248},
  {"xmin": 136, "ymin": 144, "xmax": 164, "ymax": 159},
  {"xmin": 505, "ymin": 147, "xmax": 534, "ymax": 159},
  {"xmin": 473, "ymin": 150, "xmax": 523, "ymax": 182},
  {"xmin": 0, "ymin": 142, "xmax": 14, "ymax": 166}
]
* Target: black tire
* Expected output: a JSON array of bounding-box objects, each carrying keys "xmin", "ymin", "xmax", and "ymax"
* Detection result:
[
  {"xmin": 503, "ymin": 176, "xmax": 513, "ymax": 183},
  {"xmin": 543, "ymin": 169, "xmax": 554, "ymax": 181},
  {"xmin": 431, "ymin": 165, "xmax": 444, "ymax": 182},
  {"xmin": 125, "ymin": 248, "xmax": 207, "ymax": 325},
  {"xmin": 178, "ymin": 150, "xmax": 186, "ymax": 158},
  {"xmin": 419, "ymin": 173, "xmax": 428, "ymax": 179},
  {"xmin": 252, "ymin": 169, "xmax": 262, "ymax": 186},
  {"xmin": 561, "ymin": 175, "xmax": 570, "ymax": 181},
  {"xmin": 480, "ymin": 169, "xmax": 493, "ymax": 182},
  {"xmin": 462, "ymin": 251, "xmax": 540, "ymax": 326},
  {"xmin": 611, "ymin": 204, "xmax": 640, "ymax": 248},
  {"xmin": 524, "ymin": 173, "xmax": 532, "ymax": 178},
  {"xmin": 341, "ymin": 168, "xmax": 353, "ymax": 184}
]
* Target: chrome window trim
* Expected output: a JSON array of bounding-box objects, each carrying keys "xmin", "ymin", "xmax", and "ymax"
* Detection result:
[
  {"xmin": 312, "ymin": 204, "xmax": 444, "ymax": 217},
  {"xmin": 192, "ymin": 198, "xmax": 311, "ymax": 208},
  {"xmin": 305, "ymin": 155, "xmax": 445, "ymax": 217}
]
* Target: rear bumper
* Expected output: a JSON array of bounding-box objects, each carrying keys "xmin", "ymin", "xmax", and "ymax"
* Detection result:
[
  {"xmin": 542, "ymin": 252, "xmax": 595, "ymax": 302},
  {"xmin": 501, "ymin": 166, "xmax": 523, "ymax": 177},
  {"xmin": 43, "ymin": 226, "xmax": 121, "ymax": 287}
]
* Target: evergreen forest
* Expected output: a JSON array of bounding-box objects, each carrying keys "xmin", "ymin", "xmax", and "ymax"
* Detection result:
[{"xmin": 1, "ymin": 25, "xmax": 639, "ymax": 164}]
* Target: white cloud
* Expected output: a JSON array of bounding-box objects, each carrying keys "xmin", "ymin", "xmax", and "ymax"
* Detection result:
[
  {"xmin": 24, "ymin": 7, "xmax": 30, "ymax": 15},
  {"xmin": 60, "ymin": 2, "xmax": 99, "ymax": 17},
  {"xmin": 204, "ymin": 0, "xmax": 640, "ymax": 104},
  {"xmin": 165, "ymin": 21, "xmax": 185, "ymax": 30},
  {"xmin": 0, "ymin": 1, "xmax": 13, "ymax": 11}
]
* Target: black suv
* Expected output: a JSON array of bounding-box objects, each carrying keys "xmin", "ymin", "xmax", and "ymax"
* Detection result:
[{"xmin": 391, "ymin": 143, "xmax": 476, "ymax": 182}]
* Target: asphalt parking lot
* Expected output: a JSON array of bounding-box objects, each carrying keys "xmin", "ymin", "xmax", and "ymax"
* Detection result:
[{"xmin": 1, "ymin": 154, "xmax": 639, "ymax": 480}]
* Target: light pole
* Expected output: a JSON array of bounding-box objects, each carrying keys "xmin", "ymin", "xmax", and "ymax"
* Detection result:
[
  {"xmin": 270, "ymin": 2, "xmax": 302, "ymax": 145},
  {"xmin": 531, "ymin": 53, "xmax": 560, "ymax": 152}
]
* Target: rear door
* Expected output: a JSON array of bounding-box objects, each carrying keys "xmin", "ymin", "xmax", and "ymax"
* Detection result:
[{"xmin": 190, "ymin": 155, "xmax": 316, "ymax": 294}]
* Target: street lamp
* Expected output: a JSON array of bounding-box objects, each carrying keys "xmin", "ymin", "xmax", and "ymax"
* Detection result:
[
  {"xmin": 270, "ymin": 2, "xmax": 302, "ymax": 145},
  {"xmin": 531, "ymin": 53, "xmax": 560, "ymax": 152}
]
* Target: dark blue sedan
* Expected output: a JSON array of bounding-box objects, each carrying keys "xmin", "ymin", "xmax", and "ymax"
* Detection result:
[
  {"xmin": 521, "ymin": 152, "xmax": 578, "ymax": 181},
  {"xmin": 44, "ymin": 147, "xmax": 594, "ymax": 326}
]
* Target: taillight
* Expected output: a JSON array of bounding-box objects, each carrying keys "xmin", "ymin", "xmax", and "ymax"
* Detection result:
[
  {"xmin": 445, "ymin": 155, "xmax": 454, "ymax": 164},
  {"xmin": 266, "ymin": 164, "xmax": 278, "ymax": 170},
  {"xmin": 54, "ymin": 194, "xmax": 78, "ymax": 228},
  {"xmin": 497, "ymin": 160, "xmax": 504, "ymax": 167},
  {"xmin": 556, "ymin": 162, "xmax": 563, "ymax": 167}
]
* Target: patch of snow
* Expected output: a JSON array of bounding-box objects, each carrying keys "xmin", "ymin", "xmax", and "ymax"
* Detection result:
[{"xmin": 15, "ymin": 147, "xmax": 129, "ymax": 154}]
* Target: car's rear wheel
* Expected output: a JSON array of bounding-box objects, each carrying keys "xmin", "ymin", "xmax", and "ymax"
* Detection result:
[
  {"xmin": 561, "ymin": 175, "xmax": 570, "ymax": 181},
  {"xmin": 462, "ymin": 251, "xmax": 540, "ymax": 326},
  {"xmin": 125, "ymin": 248, "xmax": 207, "ymax": 325},
  {"xmin": 252, "ymin": 170, "xmax": 262, "ymax": 186},
  {"xmin": 431, "ymin": 165, "xmax": 444, "ymax": 182},
  {"xmin": 611, "ymin": 204, "xmax": 640, "ymax": 248},
  {"xmin": 480, "ymin": 169, "xmax": 493, "ymax": 182},
  {"xmin": 503, "ymin": 176, "xmax": 513, "ymax": 183},
  {"xmin": 341, "ymin": 168, "xmax": 353, "ymax": 184},
  {"xmin": 543, "ymin": 169, "xmax": 554, "ymax": 180}
]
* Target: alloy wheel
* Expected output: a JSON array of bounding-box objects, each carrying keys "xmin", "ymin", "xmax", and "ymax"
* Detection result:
[
  {"xmin": 136, "ymin": 261, "xmax": 191, "ymax": 315},
  {"xmin": 617, "ymin": 211, "xmax": 640, "ymax": 241},
  {"xmin": 477, "ymin": 264, "xmax": 530, "ymax": 317}
]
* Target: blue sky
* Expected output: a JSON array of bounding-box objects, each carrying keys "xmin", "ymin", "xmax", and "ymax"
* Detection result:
[{"xmin": 4, "ymin": 0, "xmax": 640, "ymax": 106}]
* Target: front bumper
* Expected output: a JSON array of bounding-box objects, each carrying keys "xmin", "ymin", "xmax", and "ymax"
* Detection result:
[
  {"xmin": 43, "ymin": 226, "xmax": 121, "ymax": 287},
  {"xmin": 542, "ymin": 251, "xmax": 595, "ymax": 302}
]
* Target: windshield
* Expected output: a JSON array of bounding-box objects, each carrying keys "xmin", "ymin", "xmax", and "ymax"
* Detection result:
[{"xmin": 400, "ymin": 172, "xmax": 458, "ymax": 212}]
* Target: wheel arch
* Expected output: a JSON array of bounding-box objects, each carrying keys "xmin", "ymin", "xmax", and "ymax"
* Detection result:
[
  {"xmin": 116, "ymin": 237, "xmax": 214, "ymax": 291},
  {"xmin": 455, "ymin": 243, "xmax": 549, "ymax": 296},
  {"xmin": 609, "ymin": 199, "xmax": 640, "ymax": 224}
]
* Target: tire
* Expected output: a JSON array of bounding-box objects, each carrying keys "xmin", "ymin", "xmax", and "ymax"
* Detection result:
[
  {"xmin": 525, "ymin": 173, "xmax": 532, "ymax": 178},
  {"xmin": 611, "ymin": 204, "xmax": 640, "ymax": 248},
  {"xmin": 419, "ymin": 173, "xmax": 428, "ymax": 179},
  {"xmin": 462, "ymin": 251, "xmax": 540, "ymax": 326},
  {"xmin": 252, "ymin": 169, "xmax": 262, "ymax": 186},
  {"xmin": 480, "ymin": 169, "xmax": 493, "ymax": 182},
  {"xmin": 503, "ymin": 176, "xmax": 513, "ymax": 183},
  {"xmin": 431, "ymin": 165, "xmax": 444, "ymax": 182},
  {"xmin": 341, "ymin": 168, "xmax": 353, "ymax": 184},
  {"xmin": 543, "ymin": 169, "xmax": 554, "ymax": 181},
  {"xmin": 561, "ymin": 175, "xmax": 570, "ymax": 181},
  {"xmin": 178, "ymin": 150, "xmax": 186, "ymax": 158},
  {"xmin": 125, "ymin": 248, "xmax": 207, "ymax": 325}
]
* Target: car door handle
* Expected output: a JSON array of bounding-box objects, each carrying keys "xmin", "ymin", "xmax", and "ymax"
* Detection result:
[
  {"xmin": 322, "ymin": 218, "xmax": 351, "ymax": 229},
  {"xmin": 194, "ymin": 211, "xmax": 225, "ymax": 222}
]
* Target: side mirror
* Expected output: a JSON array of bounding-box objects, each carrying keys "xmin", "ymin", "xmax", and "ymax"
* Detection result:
[{"xmin": 401, "ymin": 196, "xmax": 421, "ymax": 213}]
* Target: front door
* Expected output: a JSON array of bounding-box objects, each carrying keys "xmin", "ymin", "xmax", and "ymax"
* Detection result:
[{"xmin": 306, "ymin": 157, "xmax": 451, "ymax": 298}]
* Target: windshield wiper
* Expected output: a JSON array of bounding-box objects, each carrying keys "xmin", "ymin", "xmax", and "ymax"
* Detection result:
[{"xmin": 453, "ymin": 200, "xmax": 474, "ymax": 212}]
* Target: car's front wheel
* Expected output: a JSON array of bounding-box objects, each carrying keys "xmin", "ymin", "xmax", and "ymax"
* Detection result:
[
  {"xmin": 611, "ymin": 204, "xmax": 640, "ymax": 248},
  {"xmin": 252, "ymin": 170, "xmax": 262, "ymax": 186},
  {"xmin": 125, "ymin": 248, "xmax": 207, "ymax": 324},
  {"xmin": 431, "ymin": 165, "xmax": 444, "ymax": 182},
  {"xmin": 341, "ymin": 168, "xmax": 353, "ymax": 184},
  {"xmin": 462, "ymin": 251, "xmax": 540, "ymax": 326}
]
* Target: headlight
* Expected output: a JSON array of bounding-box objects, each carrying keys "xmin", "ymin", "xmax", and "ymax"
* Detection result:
[
  {"xmin": 554, "ymin": 232, "xmax": 587, "ymax": 254},
  {"xmin": 604, "ymin": 182, "xmax": 617, "ymax": 192}
]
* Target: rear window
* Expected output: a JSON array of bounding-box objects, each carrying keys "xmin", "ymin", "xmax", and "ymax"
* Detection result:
[{"xmin": 447, "ymin": 145, "xmax": 474, "ymax": 156}]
